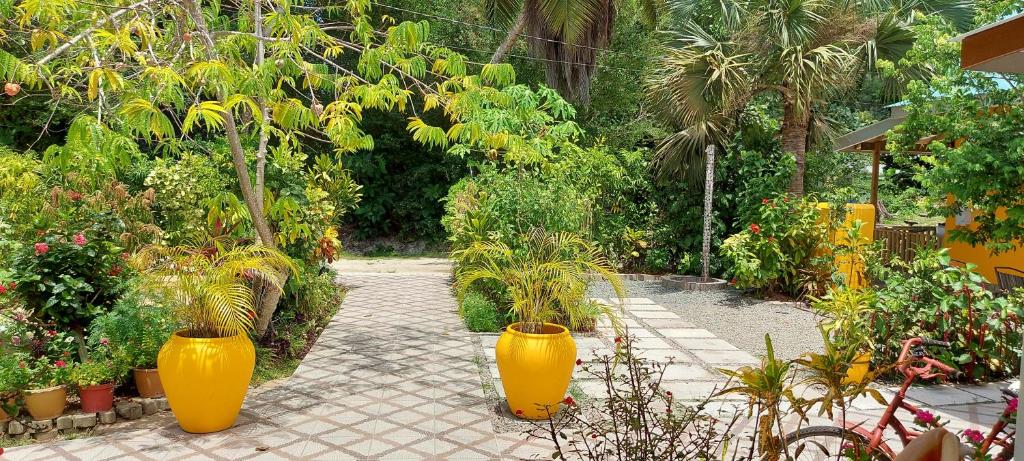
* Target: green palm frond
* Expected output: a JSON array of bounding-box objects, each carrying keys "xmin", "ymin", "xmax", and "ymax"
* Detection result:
[
  {"xmin": 453, "ymin": 230, "xmax": 624, "ymax": 333},
  {"xmin": 133, "ymin": 238, "xmax": 297, "ymax": 338}
]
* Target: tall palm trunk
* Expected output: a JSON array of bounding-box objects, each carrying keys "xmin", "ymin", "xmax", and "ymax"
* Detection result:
[
  {"xmin": 701, "ymin": 145, "xmax": 716, "ymax": 281},
  {"xmin": 782, "ymin": 100, "xmax": 810, "ymax": 195},
  {"xmin": 490, "ymin": 8, "xmax": 528, "ymax": 64}
]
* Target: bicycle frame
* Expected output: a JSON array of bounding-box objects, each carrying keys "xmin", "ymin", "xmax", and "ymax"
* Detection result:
[{"xmin": 841, "ymin": 338, "xmax": 960, "ymax": 459}]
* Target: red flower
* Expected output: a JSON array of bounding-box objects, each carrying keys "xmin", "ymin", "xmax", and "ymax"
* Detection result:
[
  {"xmin": 762, "ymin": 198, "xmax": 770, "ymax": 205},
  {"xmin": 120, "ymin": 252, "xmax": 130, "ymax": 261},
  {"xmin": 666, "ymin": 391, "xmax": 673, "ymax": 398},
  {"xmin": 67, "ymin": 191, "xmax": 83, "ymax": 201},
  {"xmin": 914, "ymin": 409, "xmax": 935, "ymax": 424},
  {"xmin": 46, "ymin": 330, "xmax": 57, "ymax": 337},
  {"xmin": 729, "ymin": 278, "xmax": 737, "ymax": 285},
  {"xmin": 73, "ymin": 233, "xmax": 87, "ymax": 246},
  {"xmin": 575, "ymin": 359, "xmax": 583, "ymax": 366},
  {"xmin": 614, "ymin": 336, "xmax": 622, "ymax": 344},
  {"xmin": 515, "ymin": 409, "xmax": 524, "ymax": 416},
  {"xmin": 34, "ymin": 242, "xmax": 49, "ymax": 256},
  {"xmin": 0, "ymin": 285, "xmax": 6, "ymax": 295},
  {"xmin": 54, "ymin": 360, "xmax": 67, "ymax": 368},
  {"xmin": 17, "ymin": 361, "xmax": 26, "ymax": 369},
  {"xmin": 109, "ymin": 265, "xmax": 124, "ymax": 277},
  {"xmin": 962, "ymin": 428, "xmax": 984, "ymax": 444},
  {"xmin": 562, "ymin": 396, "xmax": 576, "ymax": 406},
  {"xmin": 749, "ymin": 223, "xmax": 761, "ymax": 234},
  {"xmin": 590, "ymin": 433, "xmax": 598, "ymax": 439}
]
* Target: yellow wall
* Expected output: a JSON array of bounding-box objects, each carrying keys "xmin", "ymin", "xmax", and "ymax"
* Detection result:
[
  {"xmin": 816, "ymin": 203, "xmax": 876, "ymax": 288},
  {"xmin": 944, "ymin": 208, "xmax": 1024, "ymax": 283}
]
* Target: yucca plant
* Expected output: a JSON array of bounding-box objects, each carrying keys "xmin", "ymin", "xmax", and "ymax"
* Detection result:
[
  {"xmin": 453, "ymin": 230, "xmax": 624, "ymax": 334},
  {"xmin": 132, "ymin": 239, "xmax": 296, "ymax": 339}
]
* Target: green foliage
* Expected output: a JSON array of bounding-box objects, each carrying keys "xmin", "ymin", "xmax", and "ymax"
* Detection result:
[
  {"xmin": 720, "ymin": 195, "xmax": 827, "ymax": 296},
  {"xmin": 867, "ymin": 248, "xmax": 1024, "ymax": 380},
  {"xmin": 69, "ymin": 358, "xmax": 123, "ymax": 387},
  {"xmin": 144, "ymin": 153, "xmax": 230, "ymax": 245},
  {"xmin": 459, "ymin": 290, "xmax": 501, "ymax": 332},
  {"xmin": 87, "ymin": 293, "xmax": 177, "ymax": 369},
  {"xmin": 453, "ymin": 230, "xmax": 624, "ymax": 333},
  {"xmin": 132, "ymin": 239, "xmax": 296, "ymax": 338},
  {"xmin": 810, "ymin": 285, "xmax": 877, "ymax": 350},
  {"xmin": 442, "ymin": 168, "xmax": 591, "ymax": 252},
  {"xmin": 10, "ymin": 216, "xmax": 134, "ymax": 330},
  {"xmin": 887, "ymin": 13, "xmax": 1024, "ymax": 248}
]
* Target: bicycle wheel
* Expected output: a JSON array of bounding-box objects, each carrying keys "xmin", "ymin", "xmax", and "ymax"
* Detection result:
[{"xmin": 784, "ymin": 426, "xmax": 892, "ymax": 461}]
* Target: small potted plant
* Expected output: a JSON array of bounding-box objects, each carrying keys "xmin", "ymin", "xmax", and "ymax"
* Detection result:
[
  {"xmin": 453, "ymin": 230, "xmax": 625, "ymax": 419},
  {"xmin": 0, "ymin": 352, "xmax": 29, "ymax": 422},
  {"xmin": 23, "ymin": 357, "xmax": 71, "ymax": 420},
  {"xmin": 132, "ymin": 238, "xmax": 294, "ymax": 433},
  {"xmin": 88, "ymin": 294, "xmax": 177, "ymax": 398}
]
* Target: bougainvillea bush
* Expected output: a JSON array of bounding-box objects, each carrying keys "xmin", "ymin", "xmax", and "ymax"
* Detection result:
[{"xmin": 720, "ymin": 195, "xmax": 827, "ymax": 296}]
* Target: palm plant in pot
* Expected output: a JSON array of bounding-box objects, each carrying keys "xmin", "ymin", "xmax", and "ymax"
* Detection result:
[
  {"xmin": 454, "ymin": 230, "xmax": 624, "ymax": 419},
  {"xmin": 88, "ymin": 294, "xmax": 178, "ymax": 398},
  {"xmin": 132, "ymin": 238, "xmax": 295, "ymax": 433}
]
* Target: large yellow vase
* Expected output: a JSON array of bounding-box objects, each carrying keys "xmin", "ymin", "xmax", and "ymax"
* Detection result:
[
  {"xmin": 495, "ymin": 323, "xmax": 577, "ymax": 420},
  {"xmin": 158, "ymin": 331, "xmax": 255, "ymax": 433}
]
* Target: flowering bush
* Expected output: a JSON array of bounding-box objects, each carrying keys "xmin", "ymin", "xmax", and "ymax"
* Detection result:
[
  {"xmin": 9, "ymin": 226, "xmax": 131, "ymax": 330},
  {"xmin": 721, "ymin": 195, "xmax": 827, "ymax": 296}
]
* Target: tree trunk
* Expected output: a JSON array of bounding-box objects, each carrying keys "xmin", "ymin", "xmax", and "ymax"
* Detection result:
[
  {"xmin": 782, "ymin": 101, "xmax": 810, "ymax": 196},
  {"xmin": 701, "ymin": 145, "xmax": 716, "ymax": 282},
  {"xmin": 490, "ymin": 8, "xmax": 528, "ymax": 64},
  {"xmin": 183, "ymin": 0, "xmax": 284, "ymax": 336}
]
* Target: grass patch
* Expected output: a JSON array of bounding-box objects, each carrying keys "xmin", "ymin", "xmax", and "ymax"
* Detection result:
[{"xmin": 252, "ymin": 349, "xmax": 301, "ymax": 386}]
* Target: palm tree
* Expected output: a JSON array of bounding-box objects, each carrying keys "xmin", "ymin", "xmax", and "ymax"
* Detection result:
[
  {"xmin": 647, "ymin": 0, "xmax": 973, "ymax": 194},
  {"xmin": 488, "ymin": 0, "xmax": 657, "ymax": 105}
]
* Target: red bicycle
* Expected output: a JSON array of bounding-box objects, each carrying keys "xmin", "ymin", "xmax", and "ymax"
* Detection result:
[{"xmin": 784, "ymin": 337, "xmax": 1017, "ymax": 460}]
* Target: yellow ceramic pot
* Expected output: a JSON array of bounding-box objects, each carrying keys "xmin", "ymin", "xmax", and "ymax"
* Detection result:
[
  {"xmin": 844, "ymin": 352, "xmax": 872, "ymax": 384},
  {"xmin": 495, "ymin": 323, "xmax": 577, "ymax": 420},
  {"xmin": 158, "ymin": 331, "xmax": 255, "ymax": 433}
]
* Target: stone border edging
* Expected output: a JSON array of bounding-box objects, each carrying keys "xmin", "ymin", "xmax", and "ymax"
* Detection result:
[{"xmin": 0, "ymin": 397, "xmax": 170, "ymax": 442}]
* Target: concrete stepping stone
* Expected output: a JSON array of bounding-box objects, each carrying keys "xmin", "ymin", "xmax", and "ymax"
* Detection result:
[
  {"xmin": 690, "ymin": 349, "xmax": 758, "ymax": 365},
  {"xmin": 673, "ymin": 338, "xmax": 740, "ymax": 351},
  {"xmin": 632, "ymin": 310, "xmax": 680, "ymax": 319},
  {"xmin": 625, "ymin": 304, "xmax": 667, "ymax": 311},
  {"xmin": 659, "ymin": 328, "xmax": 715, "ymax": 338},
  {"xmin": 640, "ymin": 318, "xmax": 697, "ymax": 329}
]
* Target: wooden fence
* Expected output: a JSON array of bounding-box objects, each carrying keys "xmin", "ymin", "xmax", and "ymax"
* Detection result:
[{"xmin": 873, "ymin": 225, "xmax": 940, "ymax": 263}]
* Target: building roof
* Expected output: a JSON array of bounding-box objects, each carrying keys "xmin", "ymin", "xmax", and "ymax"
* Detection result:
[{"xmin": 953, "ymin": 12, "xmax": 1024, "ymax": 72}]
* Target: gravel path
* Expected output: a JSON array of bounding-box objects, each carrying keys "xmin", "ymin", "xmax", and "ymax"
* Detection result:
[{"xmin": 588, "ymin": 280, "xmax": 824, "ymax": 360}]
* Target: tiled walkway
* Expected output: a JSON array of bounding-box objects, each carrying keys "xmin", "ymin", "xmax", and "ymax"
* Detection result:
[
  {"xmin": 3, "ymin": 271, "xmax": 1015, "ymax": 460},
  {"xmin": 3, "ymin": 273, "xmax": 550, "ymax": 460}
]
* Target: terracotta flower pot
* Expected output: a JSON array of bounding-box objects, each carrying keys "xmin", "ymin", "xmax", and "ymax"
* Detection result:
[
  {"xmin": 134, "ymin": 368, "xmax": 165, "ymax": 398},
  {"xmin": 495, "ymin": 323, "xmax": 577, "ymax": 420},
  {"xmin": 0, "ymin": 398, "xmax": 13, "ymax": 423},
  {"xmin": 79, "ymin": 383, "xmax": 115, "ymax": 413},
  {"xmin": 23, "ymin": 385, "xmax": 67, "ymax": 420}
]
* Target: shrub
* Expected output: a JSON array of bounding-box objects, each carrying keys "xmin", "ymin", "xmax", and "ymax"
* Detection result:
[
  {"xmin": 87, "ymin": 293, "xmax": 177, "ymax": 369},
  {"xmin": 9, "ymin": 221, "xmax": 133, "ymax": 331},
  {"xmin": 265, "ymin": 263, "xmax": 344, "ymax": 359},
  {"xmin": 144, "ymin": 152, "xmax": 229, "ymax": 245},
  {"xmin": 720, "ymin": 194, "xmax": 826, "ymax": 296},
  {"xmin": 868, "ymin": 248, "xmax": 1024, "ymax": 380},
  {"xmin": 442, "ymin": 168, "xmax": 591, "ymax": 253},
  {"xmin": 69, "ymin": 359, "xmax": 123, "ymax": 387},
  {"xmin": 459, "ymin": 291, "xmax": 501, "ymax": 332}
]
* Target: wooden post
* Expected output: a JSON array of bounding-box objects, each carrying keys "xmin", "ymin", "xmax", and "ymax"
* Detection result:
[
  {"xmin": 870, "ymin": 141, "xmax": 881, "ymax": 220},
  {"xmin": 701, "ymin": 145, "xmax": 716, "ymax": 282}
]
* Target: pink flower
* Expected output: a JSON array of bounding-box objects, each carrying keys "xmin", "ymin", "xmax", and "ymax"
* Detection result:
[
  {"xmin": 34, "ymin": 242, "xmax": 49, "ymax": 256},
  {"xmin": 73, "ymin": 233, "xmax": 87, "ymax": 246},
  {"xmin": 1007, "ymin": 397, "xmax": 1018, "ymax": 414},
  {"xmin": 962, "ymin": 428, "xmax": 984, "ymax": 444},
  {"xmin": 10, "ymin": 336, "xmax": 20, "ymax": 346},
  {"xmin": 99, "ymin": 338, "xmax": 110, "ymax": 346},
  {"xmin": 914, "ymin": 409, "xmax": 936, "ymax": 426},
  {"xmin": 0, "ymin": 284, "xmax": 6, "ymax": 295},
  {"xmin": 54, "ymin": 360, "xmax": 67, "ymax": 368},
  {"xmin": 749, "ymin": 223, "xmax": 762, "ymax": 234}
]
